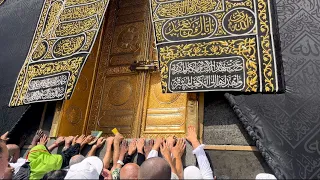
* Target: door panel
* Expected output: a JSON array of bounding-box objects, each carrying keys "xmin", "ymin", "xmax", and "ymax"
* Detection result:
[
  {"xmin": 141, "ymin": 73, "xmax": 188, "ymax": 137},
  {"xmin": 86, "ymin": 0, "xmax": 149, "ymax": 137},
  {"xmin": 55, "ymin": 0, "xmax": 199, "ymax": 138},
  {"xmin": 96, "ymin": 75, "xmax": 142, "ymax": 137}
]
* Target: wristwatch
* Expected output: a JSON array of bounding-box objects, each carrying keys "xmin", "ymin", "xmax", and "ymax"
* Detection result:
[{"xmin": 117, "ymin": 160, "xmax": 124, "ymax": 165}]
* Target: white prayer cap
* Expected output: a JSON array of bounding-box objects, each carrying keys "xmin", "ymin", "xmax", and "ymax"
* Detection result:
[
  {"xmin": 64, "ymin": 156, "xmax": 103, "ymax": 179},
  {"xmin": 184, "ymin": 166, "xmax": 203, "ymax": 179},
  {"xmin": 256, "ymin": 173, "xmax": 277, "ymax": 179}
]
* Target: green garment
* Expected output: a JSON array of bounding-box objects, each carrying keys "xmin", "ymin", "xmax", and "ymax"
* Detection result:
[
  {"xmin": 27, "ymin": 145, "xmax": 63, "ymax": 179},
  {"xmin": 112, "ymin": 168, "xmax": 120, "ymax": 180}
]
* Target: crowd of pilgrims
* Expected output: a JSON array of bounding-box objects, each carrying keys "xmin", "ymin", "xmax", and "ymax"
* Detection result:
[{"xmin": 0, "ymin": 126, "xmax": 215, "ymax": 179}]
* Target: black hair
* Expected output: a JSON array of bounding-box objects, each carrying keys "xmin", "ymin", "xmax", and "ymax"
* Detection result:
[{"xmin": 41, "ymin": 170, "xmax": 67, "ymax": 180}]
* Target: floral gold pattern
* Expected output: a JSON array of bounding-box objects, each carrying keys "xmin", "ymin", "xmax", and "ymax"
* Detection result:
[
  {"xmin": 149, "ymin": 0, "xmax": 282, "ymax": 93},
  {"xmin": 9, "ymin": 0, "xmax": 110, "ymax": 106}
]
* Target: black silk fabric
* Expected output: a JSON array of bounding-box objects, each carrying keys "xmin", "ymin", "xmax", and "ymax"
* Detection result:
[
  {"xmin": 226, "ymin": 0, "xmax": 320, "ymax": 179},
  {"xmin": 0, "ymin": 0, "xmax": 43, "ymax": 133}
]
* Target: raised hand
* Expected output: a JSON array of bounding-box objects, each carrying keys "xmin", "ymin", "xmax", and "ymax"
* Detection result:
[
  {"xmin": 65, "ymin": 136, "xmax": 74, "ymax": 146},
  {"xmin": 160, "ymin": 141, "xmax": 171, "ymax": 161},
  {"xmin": 120, "ymin": 140, "xmax": 128, "ymax": 157},
  {"xmin": 137, "ymin": 138, "xmax": 145, "ymax": 154},
  {"xmin": 1, "ymin": 131, "xmax": 9, "ymax": 142},
  {"xmin": 81, "ymin": 135, "xmax": 95, "ymax": 148},
  {"xmin": 38, "ymin": 134, "xmax": 48, "ymax": 145},
  {"xmin": 144, "ymin": 139, "xmax": 154, "ymax": 157},
  {"xmin": 186, "ymin": 126, "xmax": 197, "ymax": 142},
  {"xmin": 106, "ymin": 136, "xmax": 114, "ymax": 146},
  {"xmin": 166, "ymin": 136, "xmax": 176, "ymax": 150},
  {"xmin": 95, "ymin": 137, "xmax": 106, "ymax": 148},
  {"xmin": 114, "ymin": 133, "xmax": 124, "ymax": 144},
  {"xmin": 186, "ymin": 126, "xmax": 200, "ymax": 149},
  {"xmin": 32, "ymin": 130, "xmax": 44, "ymax": 146},
  {"xmin": 171, "ymin": 138, "xmax": 186, "ymax": 158},
  {"xmin": 128, "ymin": 139, "xmax": 137, "ymax": 155},
  {"xmin": 54, "ymin": 136, "xmax": 65, "ymax": 145},
  {"xmin": 153, "ymin": 137, "xmax": 163, "ymax": 151},
  {"xmin": 74, "ymin": 135, "xmax": 85, "ymax": 145}
]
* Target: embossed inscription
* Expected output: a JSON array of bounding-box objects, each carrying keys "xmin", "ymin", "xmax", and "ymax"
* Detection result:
[
  {"xmin": 155, "ymin": 0, "xmax": 223, "ymax": 19},
  {"xmin": 150, "ymin": 0, "xmax": 282, "ymax": 93},
  {"xmin": 53, "ymin": 34, "xmax": 86, "ymax": 58},
  {"xmin": 169, "ymin": 57, "xmax": 245, "ymax": 91},
  {"xmin": 60, "ymin": 0, "xmax": 105, "ymax": 22},
  {"xmin": 24, "ymin": 72, "xmax": 69, "ymax": 104},
  {"xmin": 56, "ymin": 16, "xmax": 98, "ymax": 37},
  {"xmin": 223, "ymin": 8, "xmax": 255, "ymax": 34},
  {"xmin": 42, "ymin": 1, "xmax": 63, "ymax": 38},
  {"xmin": 10, "ymin": 0, "xmax": 110, "ymax": 106},
  {"xmin": 163, "ymin": 15, "xmax": 217, "ymax": 41}
]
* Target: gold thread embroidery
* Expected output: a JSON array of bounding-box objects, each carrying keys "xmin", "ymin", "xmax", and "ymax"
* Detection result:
[
  {"xmin": 10, "ymin": 0, "xmax": 110, "ymax": 106},
  {"xmin": 149, "ymin": 0, "xmax": 279, "ymax": 93},
  {"xmin": 258, "ymin": 0, "xmax": 274, "ymax": 92}
]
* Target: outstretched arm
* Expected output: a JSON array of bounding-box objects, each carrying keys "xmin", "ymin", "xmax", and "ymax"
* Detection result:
[
  {"xmin": 88, "ymin": 137, "xmax": 105, "ymax": 157},
  {"xmin": 116, "ymin": 140, "xmax": 128, "ymax": 168},
  {"xmin": 160, "ymin": 141, "xmax": 178, "ymax": 175},
  {"xmin": 171, "ymin": 138, "xmax": 186, "ymax": 179},
  {"xmin": 111, "ymin": 133, "xmax": 124, "ymax": 171},
  {"xmin": 186, "ymin": 126, "xmax": 213, "ymax": 179},
  {"xmin": 48, "ymin": 136, "xmax": 65, "ymax": 152},
  {"xmin": 147, "ymin": 138, "xmax": 162, "ymax": 159},
  {"xmin": 103, "ymin": 137, "xmax": 114, "ymax": 169}
]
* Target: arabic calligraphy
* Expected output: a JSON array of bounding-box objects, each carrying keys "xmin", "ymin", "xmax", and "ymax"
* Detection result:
[
  {"xmin": 155, "ymin": 0, "xmax": 223, "ymax": 19},
  {"xmin": 53, "ymin": 34, "xmax": 86, "ymax": 58},
  {"xmin": 169, "ymin": 57, "xmax": 244, "ymax": 91},
  {"xmin": 163, "ymin": 15, "xmax": 217, "ymax": 41},
  {"xmin": 149, "ymin": 0, "xmax": 281, "ymax": 93},
  {"xmin": 170, "ymin": 58, "xmax": 244, "ymax": 75},
  {"xmin": 170, "ymin": 74, "xmax": 244, "ymax": 91},
  {"xmin": 56, "ymin": 16, "xmax": 98, "ymax": 37},
  {"xmin": 10, "ymin": 0, "xmax": 110, "ymax": 106},
  {"xmin": 224, "ymin": 8, "xmax": 255, "ymax": 34},
  {"xmin": 291, "ymin": 35, "xmax": 320, "ymax": 57},
  {"xmin": 24, "ymin": 73, "xmax": 69, "ymax": 104}
]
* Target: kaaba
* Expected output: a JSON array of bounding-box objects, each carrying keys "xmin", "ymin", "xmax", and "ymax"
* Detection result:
[{"xmin": 149, "ymin": 0, "xmax": 284, "ymax": 93}]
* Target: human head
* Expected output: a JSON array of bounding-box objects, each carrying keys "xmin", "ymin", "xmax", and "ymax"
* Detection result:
[
  {"xmin": 65, "ymin": 156, "xmax": 103, "ymax": 179},
  {"xmin": 138, "ymin": 157, "xmax": 171, "ymax": 179},
  {"xmin": 184, "ymin": 166, "xmax": 203, "ymax": 179},
  {"xmin": 69, "ymin": 154, "xmax": 85, "ymax": 166},
  {"xmin": 42, "ymin": 170, "xmax": 68, "ymax": 180},
  {"xmin": 3, "ymin": 164, "xmax": 14, "ymax": 179},
  {"xmin": 256, "ymin": 173, "xmax": 277, "ymax": 179},
  {"xmin": 0, "ymin": 140, "xmax": 9, "ymax": 179},
  {"xmin": 120, "ymin": 163, "xmax": 139, "ymax": 179},
  {"xmin": 7, "ymin": 144, "xmax": 20, "ymax": 163}
]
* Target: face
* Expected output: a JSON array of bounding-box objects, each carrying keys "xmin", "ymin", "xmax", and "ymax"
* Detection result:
[
  {"xmin": 0, "ymin": 142, "xmax": 9, "ymax": 178},
  {"xmin": 3, "ymin": 164, "xmax": 14, "ymax": 179}
]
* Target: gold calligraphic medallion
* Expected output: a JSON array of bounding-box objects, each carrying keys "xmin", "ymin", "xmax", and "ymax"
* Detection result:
[
  {"xmin": 9, "ymin": 0, "xmax": 111, "ymax": 106},
  {"xmin": 150, "ymin": 0, "xmax": 284, "ymax": 93}
]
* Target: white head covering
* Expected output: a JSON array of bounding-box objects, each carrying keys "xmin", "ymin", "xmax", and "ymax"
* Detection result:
[
  {"xmin": 64, "ymin": 156, "xmax": 103, "ymax": 179},
  {"xmin": 256, "ymin": 173, "xmax": 277, "ymax": 179},
  {"xmin": 184, "ymin": 166, "xmax": 203, "ymax": 179}
]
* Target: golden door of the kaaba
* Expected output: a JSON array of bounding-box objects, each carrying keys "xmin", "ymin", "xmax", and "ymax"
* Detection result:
[{"xmin": 52, "ymin": 0, "xmax": 200, "ymax": 138}]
